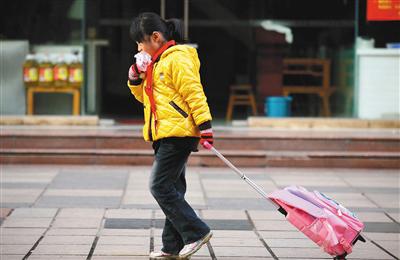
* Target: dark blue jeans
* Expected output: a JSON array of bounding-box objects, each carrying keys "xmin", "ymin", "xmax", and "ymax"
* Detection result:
[{"xmin": 150, "ymin": 137, "xmax": 210, "ymax": 255}]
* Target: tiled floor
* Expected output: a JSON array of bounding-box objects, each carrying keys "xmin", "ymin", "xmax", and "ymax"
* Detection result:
[{"xmin": 0, "ymin": 165, "xmax": 399, "ymax": 259}]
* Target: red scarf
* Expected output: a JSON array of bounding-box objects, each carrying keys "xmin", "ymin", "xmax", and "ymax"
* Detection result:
[{"xmin": 145, "ymin": 40, "xmax": 176, "ymax": 134}]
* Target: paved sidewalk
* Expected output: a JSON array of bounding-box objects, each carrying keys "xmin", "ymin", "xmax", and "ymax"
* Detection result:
[{"xmin": 0, "ymin": 165, "xmax": 399, "ymax": 259}]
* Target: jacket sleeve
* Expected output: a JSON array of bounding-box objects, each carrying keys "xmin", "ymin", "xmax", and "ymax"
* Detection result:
[
  {"xmin": 127, "ymin": 79, "xmax": 144, "ymax": 103},
  {"xmin": 170, "ymin": 51, "xmax": 212, "ymax": 126}
]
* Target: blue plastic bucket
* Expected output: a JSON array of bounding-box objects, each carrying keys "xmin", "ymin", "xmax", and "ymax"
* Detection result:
[{"xmin": 265, "ymin": 96, "xmax": 292, "ymax": 117}]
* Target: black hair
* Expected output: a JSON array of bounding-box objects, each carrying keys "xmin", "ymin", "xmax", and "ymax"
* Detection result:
[{"xmin": 130, "ymin": 12, "xmax": 184, "ymax": 43}]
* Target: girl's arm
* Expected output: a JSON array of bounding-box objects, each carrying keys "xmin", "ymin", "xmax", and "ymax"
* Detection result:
[
  {"xmin": 127, "ymin": 64, "xmax": 144, "ymax": 103},
  {"xmin": 170, "ymin": 51, "xmax": 212, "ymax": 126},
  {"xmin": 127, "ymin": 80, "xmax": 144, "ymax": 103}
]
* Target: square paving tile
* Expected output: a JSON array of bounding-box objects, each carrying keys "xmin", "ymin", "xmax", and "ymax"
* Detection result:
[
  {"xmin": 0, "ymin": 227, "xmax": 46, "ymax": 236},
  {"xmin": 212, "ymin": 246, "xmax": 272, "ymax": 257},
  {"xmin": 374, "ymin": 240, "xmax": 400, "ymax": 256},
  {"xmin": 0, "ymin": 173, "xmax": 55, "ymax": 184},
  {"xmin": 97, "ymin": 236, "xmax": 148, "ymax": 245},
  {"xmin": 92, "ymin": 245, "xmax": 148, "ymax": 256},
  {"xmin": 34, "ymin": 196, "xmax": 121, "ymax": 208},
  {"xmin": 43, "ymin": 189, "xmax": 123, "ymax": 197},
  {"xmin": 121, "ymin": 193, "xmax": 157, "ymax": 205},
  {"xmin": 99, "ymin": 229, "xmax": 149, "ymax": 236},
  {"xmin": 31, "ymin": 244, "xmax": 92, "ymax": 255},
  {"xmin": 0, "ymin": 244, "xmax": 33, "ymax": 254},
  {"xmin": 253, "ymin": 220, "xmax": 297, "ymax": 231},
  {"xmin": 201, "ymin": 210, "xmax": 247, "ymax": 220},
  {"xmin": 247, "ymin": 210, "xmax": 287, "ymax": 221},
  {"xmin": 348, "ymin": 240, "xmax": 395, "ymax": 259},
  {"xmin": 0, "ymin": 234, "xmax": 41, "ymax": 245},
  {"xmin": 0, "ymin": 182, "xmax": 49, "ymax": 189},
  {"xmin": 365, "ymin": 193, "xmax": 400, "ymax": 208},
  {"xmin": 48, "ymin": 170, "xmax": 128, "ymax": 190},
  {"xmin": 216, "ymin": 256, "xmax": 272, "ymax": 260},
  {"xmin": 40, "ymin": 235, "xmax": 95, "ymax": 245},
  {"xmin": 57, "ymin": 208, "xmax": 105, "ymax": 218},
  {"xmin": 203, "ymin": 219, "xmax": 252, "ymax": 230},
  {"xmin": 52, "ymin": 217, "xmax": 103, "ymax": 228},
  {"xmin": 1, "ymin": 217, "xmax": 53, "ymax": 228},
  {"xmin": 271, "ymin": 247, "xmax": 332, "ymax": 258},
  {"xmin": 9, "ymin": 208, "xmax": 58, "ymax": 218},
  {"xmin": 0, "ymin": 256, "xmax": 26, "ymax": 260},
  {"xmin": 104, "ymin": 209, "xmax": 152, "ymax": 219},
  {"xmin": 210, "ymin": 237, "xmax": 263, "ymax": 247},
  {"xmin": 212, "ymin": 230, "xmax": 258, "ymax": 239},
  {"xmin": 46, "ymin": 228, "xmax": 99, "ymax": 236},
  {"xmin": 363, "ymin": 232, "xmax": 400, "ymax": 241},
  {"xmin": 28, "ymin": 256, "xmax": 87, "ymax": 260},
  {"xmin": 104, "ymin": 218, "xmax": 151, "ymax": 229},
  {"xmin": 2, "ymin": 189, "xmax": 43, "ymax": 203},
  {"xmin": 263, "ymin": 238, "xmax": 316, "ymax": 248},
  {"xmin": 0, "ymin": 202, "xmax": 33, "ymax": 208},
  {"xmin": 356, "ymin": 212, "xmax": 394, "ymax": 223},
  {"xmin": 207, "ymin": 198, "xmax": 276, "ymax": 210},
  {"xmin": 91, "ymin": 257, "xmax": 149, "ymax": 260},
  {"xmin": 259, "ymin": 231, "xmax": 308, "ymax": 239},
  {"xmin": 364, "ymin": 222, "xmax": 400, "ymax": 233}
]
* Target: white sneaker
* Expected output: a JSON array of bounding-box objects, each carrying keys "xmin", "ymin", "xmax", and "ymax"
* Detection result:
[
  {"xmin": 149, "ymin": 250, "xmax": 178, "ymax": 260},
  {"xmin": 178, "ymin": 231, "xmax": 213, "ymax": 258}
]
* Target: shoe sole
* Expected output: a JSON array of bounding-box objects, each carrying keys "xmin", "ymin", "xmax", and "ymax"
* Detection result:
[
  {"xmin": 178, "ymin": 231, "xmax": 213, "ymax": 259},
  {"xmin": 149, "ymin": 256, "xmax": 179, "ymax": 260},
  {"xmin": 149, "ymin": 256, "xmax": 191, "ymax": 260}
]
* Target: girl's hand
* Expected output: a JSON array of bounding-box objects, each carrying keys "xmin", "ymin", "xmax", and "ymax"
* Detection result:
[
  {"xmin": 128, "ymin": 63, "xmax": 143, "ymax": 85},
  {"xmin": 128, "ymin": 51, "xmax": 152, "ymax": 85},
  {"xmin": 134, "ymin": 51, "xmax": 152, "ymax": 72},
  {"xmin": 200, "ymin": 128, "xmax": 213, "ymax": 148}
]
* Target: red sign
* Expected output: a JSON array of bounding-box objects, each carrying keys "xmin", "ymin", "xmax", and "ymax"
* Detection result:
[{"xmin": 367, "ymin": 0, "xmax": 400, "ymax": 21}]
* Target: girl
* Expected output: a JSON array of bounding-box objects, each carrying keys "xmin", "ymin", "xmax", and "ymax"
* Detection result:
[{"xmin": 127, "ymin": 12, "xmax": 213, "ymax": 260}]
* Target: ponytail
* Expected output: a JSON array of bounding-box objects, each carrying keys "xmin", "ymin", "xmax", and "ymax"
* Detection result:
[
  {"xmin": 165, "ymin": 18, "xmax": 184, "ymax": 43},
  {"xmin": 130, "ymin": 12, "xmax": 185, "ymax": 44}
]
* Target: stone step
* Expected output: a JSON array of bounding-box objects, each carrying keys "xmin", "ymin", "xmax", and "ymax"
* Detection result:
[
  {"xmin": 0, "ymin": 115, "xmax": 99, "ymax": 125},
  {"xmin": 1, "ymin": 148, "xmax": 399, "ymax": 168},
  {"xmin": 1, "ymin": 129, "xmax": 399, "ymax": 152},
  {"xmin": 248, "ymin": 117, "xmax": 400, "ymax": 129}
]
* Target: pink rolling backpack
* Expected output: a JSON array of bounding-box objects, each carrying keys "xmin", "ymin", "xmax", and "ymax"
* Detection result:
[{"xmin": 268, "ymin": 186, "xmax": 365, "ymax": 258}]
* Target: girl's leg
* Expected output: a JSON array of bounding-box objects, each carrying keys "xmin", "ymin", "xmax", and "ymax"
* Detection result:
[
  {"xmin": 150, "ymin": 139, "xmax": 210, "ymax": 246},
  {"xmin": 161, "ymin": 166, "xmax": 187, "ymax": 254},
  {"xmin": 161, "ymin": 218, "xmax": 184, "ymax": 254}
]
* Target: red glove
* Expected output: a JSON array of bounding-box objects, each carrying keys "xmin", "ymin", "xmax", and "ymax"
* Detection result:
[
  {"xmin": 199, "ymin": 120, "xmax": 213, "ymax": 149},
  {"xmin": 129, "ymin": 51, "xmax": 151, "ymax": 85},
  {"xmin": 128, "ymin": 63, "xmax": 143, "ymax": 85},
  {"xmin": 200, "ymin": 128, "xmax": 213, "ymax": 148}
]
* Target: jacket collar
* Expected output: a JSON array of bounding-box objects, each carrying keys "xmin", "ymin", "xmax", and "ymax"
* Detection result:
[{"xmin": 152, "ymin": 40, "xmax": 176, "ymax": 63}]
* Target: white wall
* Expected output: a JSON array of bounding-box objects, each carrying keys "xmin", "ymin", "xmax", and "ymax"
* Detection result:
[
  {"xmin": 357, "ymin": 49, "xmax": 400, "ymax": 119},
  {"xmin": 0, "ymin": 41, "xmax": 29, "ymax": 115}
]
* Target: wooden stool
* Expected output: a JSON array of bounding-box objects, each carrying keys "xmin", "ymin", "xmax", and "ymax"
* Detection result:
[
  {"xmin": 282, "ymin": 58, "xmax": 336, "ymax": 117},
  {"xmin": 226, "ymin": 84, "xmax": 257, "ymax": 121},
  {"xmin": 26, "ymin": 86, "xmax": 81, "ymax": 115}
]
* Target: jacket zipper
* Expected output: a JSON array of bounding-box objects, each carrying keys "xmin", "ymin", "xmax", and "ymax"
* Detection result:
[
  {"xmin": 169, "ymin": 101, "xmax": 189, "ymax": 118},
  {"xmin": 148, "ymin": 110, "xmax": 153, "ymax": 141}
]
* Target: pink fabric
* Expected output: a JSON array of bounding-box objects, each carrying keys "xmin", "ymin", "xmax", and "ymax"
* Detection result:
[
  {"xmin": 203, "ymin": 141, "xmax": 213, "ymax": 150},
  {"xmin": 268, "ymin": 186, "xmax": 364, "ymax": 257}
]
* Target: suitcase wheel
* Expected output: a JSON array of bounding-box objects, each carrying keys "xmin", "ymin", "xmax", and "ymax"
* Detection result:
[{"xmin": 333, "ymin": 253, "xmax": 347, "ymax": 260}]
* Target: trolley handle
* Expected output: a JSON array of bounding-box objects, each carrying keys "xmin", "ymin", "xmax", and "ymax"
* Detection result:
[{"xmin": 203, "ymin": 141, "xmax": 281, "ymax": 211}]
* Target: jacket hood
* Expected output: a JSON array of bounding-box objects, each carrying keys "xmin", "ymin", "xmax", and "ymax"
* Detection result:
[{"xmin": 160, "ymin": 44, "xmax": 198, "ymax": 61}]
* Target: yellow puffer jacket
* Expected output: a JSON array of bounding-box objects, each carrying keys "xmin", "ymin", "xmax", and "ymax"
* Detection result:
[{"xmin": 127, "ymin": 44, "xmax": 212, "ymax": 142}]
